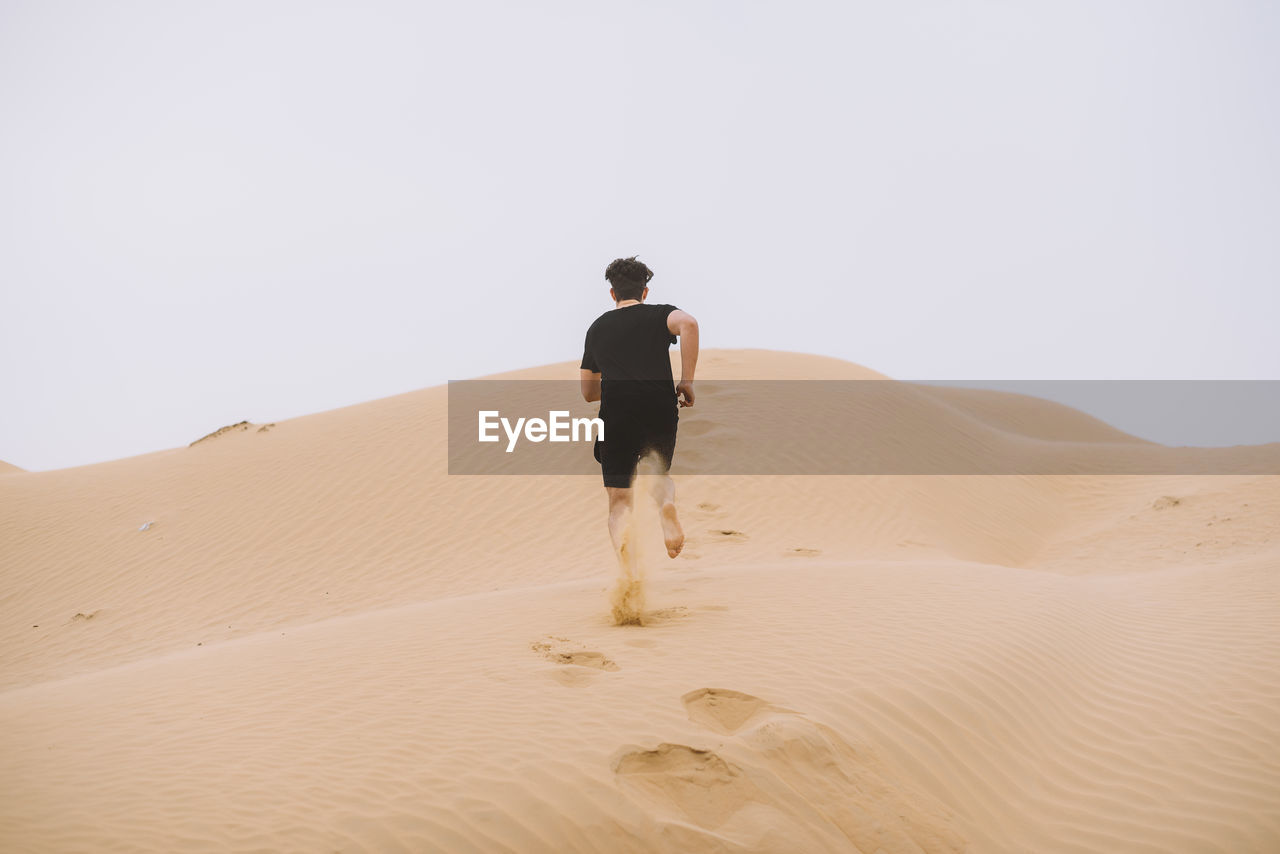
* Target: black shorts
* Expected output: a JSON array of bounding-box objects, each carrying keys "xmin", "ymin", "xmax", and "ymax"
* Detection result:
[{"xmin": 593, "ymin": 414, "xmax": 677, "ymax": 488}]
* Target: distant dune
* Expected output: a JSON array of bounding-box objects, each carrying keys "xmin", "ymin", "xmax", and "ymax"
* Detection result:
[
  {"xmin": 0, "ymin": 460, "xmax": 24, "ymax": 475},
  {"xmin": 1, "ymin": 349, "xmax": 1277, "ymax": 853}
]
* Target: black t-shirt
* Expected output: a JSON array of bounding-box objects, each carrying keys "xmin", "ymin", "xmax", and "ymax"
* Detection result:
[{"xmin": 580, "ymin": 303, "xmax": 680, "ymax": 422}]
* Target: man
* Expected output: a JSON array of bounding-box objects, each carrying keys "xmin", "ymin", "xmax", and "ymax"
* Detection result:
[{"xmin": 580, "ymin": 255, "xmax": 699, "ymax": 560}]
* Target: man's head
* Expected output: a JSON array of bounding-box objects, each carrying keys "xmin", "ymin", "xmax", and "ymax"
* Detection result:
[{"xmin": 604, "ymin": 256, "xmax": 653, "ymax": 303}]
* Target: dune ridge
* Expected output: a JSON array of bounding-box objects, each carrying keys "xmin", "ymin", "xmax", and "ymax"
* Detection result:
[{"xmin": 2, "ymin": 349, "xmax": 1277, "ymax": 853}]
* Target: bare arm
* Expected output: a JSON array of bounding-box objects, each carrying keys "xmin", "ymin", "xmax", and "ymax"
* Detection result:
[
  {"xmin": 580, "ymin": 369, "xmax": 601, "ymax": 402},
  {"xmin": 667, "ymin": 310, "xmax": 699, "ymax": 406}
]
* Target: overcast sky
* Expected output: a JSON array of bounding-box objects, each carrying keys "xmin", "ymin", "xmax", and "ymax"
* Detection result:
[{"xmin": 2, "ymin": 1, "xmax": 1278, "ymax": 471}]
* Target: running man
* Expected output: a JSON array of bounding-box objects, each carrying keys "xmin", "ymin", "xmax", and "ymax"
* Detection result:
[{"xmin": 579, "ymin": 256, "xmax": 699, "ymax": 559}]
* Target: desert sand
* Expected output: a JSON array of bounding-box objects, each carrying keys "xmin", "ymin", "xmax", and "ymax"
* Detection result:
[{"xmin": 2, "ymin": 349, "xmax": 1278, "ymax": 853}]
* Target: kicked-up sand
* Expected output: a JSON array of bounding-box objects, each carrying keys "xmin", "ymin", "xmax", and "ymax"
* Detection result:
[{"xmin": 1, "ymin": 349, "xmax": 1278, "ymax": 852}]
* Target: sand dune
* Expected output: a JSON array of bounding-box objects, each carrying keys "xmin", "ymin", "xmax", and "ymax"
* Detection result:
[{"xmin": 2, "ymin": 350, "xmax": 1278, "ymax": 853}]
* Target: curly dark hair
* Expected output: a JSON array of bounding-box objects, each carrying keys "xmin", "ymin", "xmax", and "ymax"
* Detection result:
[{"xmin": 604, "ymin": 256, "xmax": 653, "ymax": 301}]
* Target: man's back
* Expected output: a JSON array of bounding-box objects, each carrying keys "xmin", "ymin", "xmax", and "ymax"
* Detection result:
[{"xmin": 580, "ymin": 302, "xmax": 680, "ymax": 414}]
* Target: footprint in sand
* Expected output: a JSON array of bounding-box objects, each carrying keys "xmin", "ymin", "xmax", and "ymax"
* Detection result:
[
  {"xmin": 682, "ymin": 688, "xmax": 788, "ymax": 735},
  {"xmin": 710, "ymin": 529, "xmax": 748, "ymax": 543},
  {"xmin": 619, "ymin": 690, "xmax": 969, "ymax": 849},
  {"xmin": 635, "ymin": 606, "xmax": 691, "ymax": 626},
  {"xmin": 785, "ymin": 547, "xmax": 821, "ymax": 557},
  {"xmin": 530, "ymin": 638, "xmax": 620, "ymax": 671},
  {"xmin": 613, "ymin": 743, "xmax": 763, "ymax": 829},
  {"xmin": 552, "ymin": 650, "xmax": 619, "ymax": 670}
]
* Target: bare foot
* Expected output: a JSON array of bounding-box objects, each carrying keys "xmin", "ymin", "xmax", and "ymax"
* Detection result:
[{"xmin": 661, "ymin": 502, "xmax": 685, "ymax": 558}]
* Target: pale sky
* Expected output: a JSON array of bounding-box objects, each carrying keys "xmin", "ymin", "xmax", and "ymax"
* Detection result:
[{"xmin": 2, "ymin": 1, "xmax": 1278, "ymax": 471}]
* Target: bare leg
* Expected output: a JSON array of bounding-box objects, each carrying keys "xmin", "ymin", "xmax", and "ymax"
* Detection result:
[
  {"xmin": 606, "ymin": 487, "xmax": 634, "ymax": 558},
  {"xmin": 648, "ymin": 474, "xmax": 684, "ymax": 558},
  {"xmin": 606, "ymin": 485, "xmax": 645, "ymax": 625}
]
